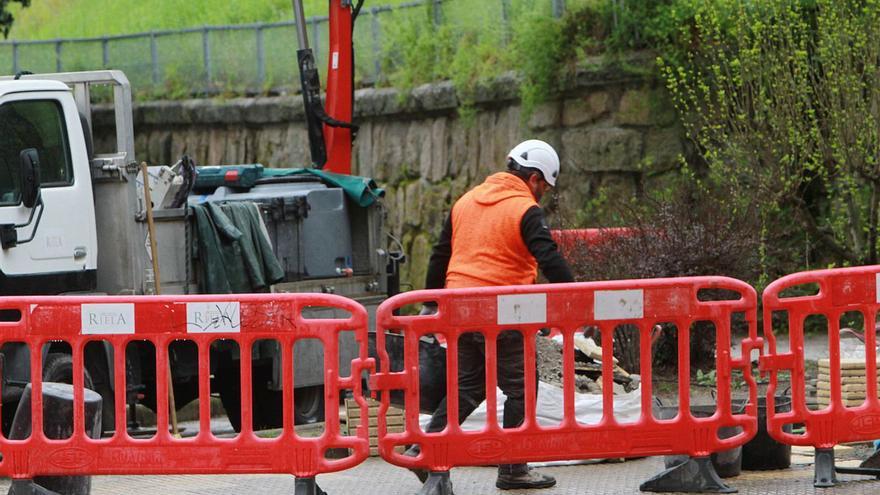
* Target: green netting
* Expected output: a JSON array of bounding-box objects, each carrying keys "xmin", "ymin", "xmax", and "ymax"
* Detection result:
[
  {"xmin": 57, "ymin": 40, "xmax": 104, "ymax": 72},
  {"xmin": 105, "ymin": 36, "xmax": 153, "ymax": 93},
  {"xmin": 0, "ymin": 45, "xmax": 12, "ymax": 75},
  {"xmin": 208, "ymin": 28, "xmax": 261, "ymax": 94},
  {"xmin": 354, "ymin": 9, "xmax": 384, "ymax": 85},
  {"xmin": 16, "ymin": 43, "xmax": 57, "ymax": 74},
  {"xmin": 155, "ymin": 31, "xmax": 205, "ymax": 97},
  {"xmin": 263, "ymin": 24, "xmax": 299, "ymax": 91}
]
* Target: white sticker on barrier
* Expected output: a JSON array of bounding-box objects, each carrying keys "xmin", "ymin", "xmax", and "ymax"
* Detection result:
[
  {"xmin": 876, "ymin": 273, "xmax": 880, "ymax": 303},
  {"xmin": 82, "ymin": 304, "xmax": 136, "ymax": 335},
  {"xmin": 497, "ymin": 294, "xmax": 547, "ymax": 325},
  {"xmin": 186, "ymin": 302, "xmax": 241, "ymax": 333},
  {"xmin": 594, "ymin": 290, "xmax": 644, "ymax": 320}
]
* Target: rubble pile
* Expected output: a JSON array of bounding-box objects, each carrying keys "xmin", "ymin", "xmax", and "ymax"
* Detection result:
[{"xmin": 536, "ymin": 334, "xmax": 636, "ymax": 394}]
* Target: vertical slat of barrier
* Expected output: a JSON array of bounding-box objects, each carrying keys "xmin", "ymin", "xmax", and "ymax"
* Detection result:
[
  {"xmin": 405, "ymin": 326, "xmax": 420, "ymax": 435},
  {"xmin": 866, "ymin": 308, "xmax": 878, "ymax": 406},
  {"xmin": 446, "ymin": 335, "xmax": 460, "ymax": 431},
  {"xmin": 677, "ymin": 318, "xmax": 690, "ymax": 416},
  {"xmin": 240, "ymin": 338, "xmax": 254, "ymax": 436},
  {"xmin": 829, "ymin": 311, "xmax": 842, "ymax": 411},
  {"xmin": 32, "ymin": 341, "xmax": 43, "ymax": 442},
  {"xmin": 485, "ymin": 332, "xmax": 499, "ymax": 429},
  {"xmin": 324, "ymin": 329, "xmax": 339, "ymax": 435},
  {"xmin": 115, "ymin": 340, "xmax": 127, "ymax": 437},
  {"xmin": 198, "ymin": 341, "xmax": 211, "ymax": 438},
  {"xmin": 523, "ymin": 330, "xmax": 538, "ymax": 427},
  {"xmin": 601, "ymin": 323, "xmax": 614, "ymax": 423},
  {"xmin": 790, "ymin": 311, "xmax": 808, "ymax": 417},
  {"xmin": 155, "ymin": 337, "xmax": 170, "ymax": 440},
  {"xmin": 639, "ymin": 322, "xmax": 653, "ymax": 420},
  {"xmin": 73, "ymin": 340, "xmax": 85, "ymax": 435},
  {"xmin": 716, "ymin": 317, "xmax": 731, "ymax": 420},
  {"xmin": 282, "ymin": 335, "xmax": 295, "ymax": 435},
  {"xmin": 562, "ymin": 331, "xmax": 575, "ymax": 426}
]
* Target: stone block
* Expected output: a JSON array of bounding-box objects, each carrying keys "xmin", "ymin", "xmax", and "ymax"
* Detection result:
[
  {"xmin": 146, "ymin": 131, "xmax": 172, "ymax": 165},
  {"xmin": 562, "ymin": 91, "xmax": 611, "ymax": 127},
  {"xmin": 562, "ymin": 127, "xmax": 642, "ymax": 172},
  {"xmin": 412, "ymin": 81, "xmax": 458, "ymax": 112},
  {"xmin": 429, "ymin": 118, "xmax": 450, "ymax": 182},
  {"xmin": 643, "ymin": 126, "xmax": 684, "ymax": 172},
  {"xmin": 402, "ymin": 231, "xmax": 434, "ymax": 290},
  {"xmin": 403, "ymin": 180, "xmax": 424, "ymax": 227},
  {"xmin": 476, "ymin": 112, "xmax": 498, "ymax": 177},
  {"xmin": 353, "ymin": 122, "xmax": 374, "ymax": 178},
  {"xmin": 528, "ymin": 102, "xmax": 561, "ymax": 131},
  {"xmin": 616, "ymin": 88, "xmax": 676, "ymax": 127},
  {"xmin": 421, "ymin": 184, "xmax": 452, "ymax": 230},
  {"xmin": 243, "ymin": 96, "xmax": 301, "ymax": 124},
  {"xmin": 447, "ymin": 119, "xmax": 468, "ymax": 179}
]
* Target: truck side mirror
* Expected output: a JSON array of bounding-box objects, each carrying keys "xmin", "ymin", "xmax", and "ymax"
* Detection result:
[{"xmin": 19, "ymin": 148, "xmax": 41, "ymax": 209}]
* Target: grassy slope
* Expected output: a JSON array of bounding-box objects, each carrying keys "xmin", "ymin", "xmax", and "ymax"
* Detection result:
[{"xmin": 7, "ymin": 0, "xmax": 408, "ymax": 40}]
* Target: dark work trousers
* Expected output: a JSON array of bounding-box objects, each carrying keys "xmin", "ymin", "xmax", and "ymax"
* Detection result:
[{"xmin": 425, "ymin": 330, "xmax": 538, "ymax": 432}]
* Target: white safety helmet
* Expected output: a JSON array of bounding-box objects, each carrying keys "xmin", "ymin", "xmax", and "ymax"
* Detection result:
[{"xmin": 507, "ymin": 139, "xmax": 560, "ymax": 187}]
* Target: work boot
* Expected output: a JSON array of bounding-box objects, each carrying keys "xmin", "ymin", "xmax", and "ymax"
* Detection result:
[
  {"xmin": 404, "ymin": 444, "xmax": 429, "ymax": 484},
  {"xmin": 496, "ymin": 464, "xmax": 556, "ymax": 490}
]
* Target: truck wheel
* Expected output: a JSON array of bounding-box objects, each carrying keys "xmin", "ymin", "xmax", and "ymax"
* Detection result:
[
  {"xmin": 294, "ymin": 385, "xmax": 325, "ymax": 425},
  {"xmin": 43, "ymin": 353, "xmax": 95, "ymax": 391}
]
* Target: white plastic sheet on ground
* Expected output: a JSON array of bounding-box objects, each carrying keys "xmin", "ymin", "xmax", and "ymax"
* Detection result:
[
  {"xmin": 419, "ymin": 381, "xmax": 643, "ymax": 430},
  {"xmin": 418, "ymin": 381, "xmax": 644, "ymax": 466}
]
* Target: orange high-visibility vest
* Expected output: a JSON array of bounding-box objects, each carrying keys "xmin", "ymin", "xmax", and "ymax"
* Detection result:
[{"xmin": 446, "ymin": 173, "xmax": 538, "ymax": 288}]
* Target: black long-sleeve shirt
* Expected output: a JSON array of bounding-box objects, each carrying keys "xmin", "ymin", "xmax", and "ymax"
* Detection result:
[{"xmin": 425, "ymin": 206, "xmax": 575, "ymax": 290}]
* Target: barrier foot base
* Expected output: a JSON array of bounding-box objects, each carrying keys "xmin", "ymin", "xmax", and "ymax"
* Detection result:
[
  {"xmin": 294, "ymin": 477, "xmax": 326, "ymax": 495},
  {"xmin": 7, "ymin": 480, "xmax": 60, "ymax": 495},
  {"xmin": 814, "ymin": 447, "xmax": 837, "ymax": 488},
  {"xmin": 417, "ymin": 471, "xmax": 454, "ymax": 495},
  {"xmin": 639, "ymin": 456, "xmax": 736, "ymax": 493}
]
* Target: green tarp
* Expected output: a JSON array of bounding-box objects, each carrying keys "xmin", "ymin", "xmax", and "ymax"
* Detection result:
[{"xmin": 262, "ymin": 168, "xmax": 385, "ymax": 207}]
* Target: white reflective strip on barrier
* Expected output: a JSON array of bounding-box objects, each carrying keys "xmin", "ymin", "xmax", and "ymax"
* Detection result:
[
  {"xmin": 186, "ymin": 302, "xmax": 241, "ymax": 333},
  {"xmin": 497, "ymin": 294, "xmax": 547, "ymax": 325},
  {"xmin": 594, "ymin": 289, "xmax": 644, "ymax": 320},
  {"xmin": 81, "ymin": 303, "xmax": 136, "ymax": 335},
  {"xmin": 876, "ymin": 273, "xmax": 880, "ymax": 303}
]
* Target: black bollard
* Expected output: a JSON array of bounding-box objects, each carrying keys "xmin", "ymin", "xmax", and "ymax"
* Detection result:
[{"xmin": 7, "ymin": 382, "xmax": 103, "ymax": 495}]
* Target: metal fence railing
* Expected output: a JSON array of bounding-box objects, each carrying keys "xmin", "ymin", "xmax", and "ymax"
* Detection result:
[{"xmin": 0, "ymin": 0, "xmax": 567, "ymax": 97}]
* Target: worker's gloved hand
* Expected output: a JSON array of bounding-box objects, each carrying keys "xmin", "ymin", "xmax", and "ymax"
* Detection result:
[{"xmin": 419, "ymin": 302, "xmax": 438, "ymax": 316}]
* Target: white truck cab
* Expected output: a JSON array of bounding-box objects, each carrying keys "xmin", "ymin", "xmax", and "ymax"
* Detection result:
[{"xmin": 0, "ymin": 79, "xmax": 98, "ymax": 293}]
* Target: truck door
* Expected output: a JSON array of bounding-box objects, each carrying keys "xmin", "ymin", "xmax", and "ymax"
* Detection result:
[{"xmin": 0, "ymin": 91, "xmax": 98, "ymax": 294}]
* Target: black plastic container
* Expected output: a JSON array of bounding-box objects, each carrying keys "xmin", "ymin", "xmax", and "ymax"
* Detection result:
[
  {"xmin": 741, "ymin": 396, "xmax": 792, "ymax": 470},
  {"xmin": 660, "ymin": 401, "xmax": 746, "ymax": 478}
]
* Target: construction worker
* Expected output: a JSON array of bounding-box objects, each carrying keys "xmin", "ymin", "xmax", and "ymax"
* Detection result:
[{"xmin": 410, "ymin": 139, "xmax": 574, "ymax": 490}]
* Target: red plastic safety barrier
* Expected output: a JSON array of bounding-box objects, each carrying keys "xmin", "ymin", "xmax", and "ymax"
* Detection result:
[
  {"xmin": 371, "ymin": 277, "xmax": 761, "ymax": 472},
  {"xmin": 0, "ymin": 293, "xmax": 372, "ymax": 480},
  {"xmin": 760, "ymin": 266, "xmax": 880, "ymax": 448}
]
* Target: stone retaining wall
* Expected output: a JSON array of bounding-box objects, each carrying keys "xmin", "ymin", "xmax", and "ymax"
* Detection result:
[{"xmin": 94, "ymin": 64, "xmax": 684, "ymax": 289}]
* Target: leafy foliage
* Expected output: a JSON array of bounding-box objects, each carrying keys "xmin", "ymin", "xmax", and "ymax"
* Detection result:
[
  {"xmin": 0, "ymin": 0, "xmax": 28, "ymax": 39},
  {"xmin": 660, "ymin": 0, "xmax": 880, "ymax": 267}
]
